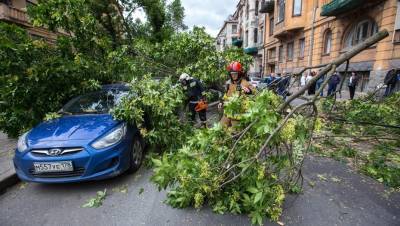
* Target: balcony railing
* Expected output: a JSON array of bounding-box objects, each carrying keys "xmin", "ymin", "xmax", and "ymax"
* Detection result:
[
  {"xmin": 259, "ymin": 0, "xmax": 274, "ymax": 14},
  {"xmin": 320, "ymin": 0, "xmax": 364, "ymax": 17},
  {"xmin": 0, "ymin": 3, "xmax": 28, "ymax": 24}
]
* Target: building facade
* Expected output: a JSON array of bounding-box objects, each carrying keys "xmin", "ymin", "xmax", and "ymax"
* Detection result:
[
  {"xmin": 216, "ymin": 15, "xmax": 239, "ymax": 51},
  {"xmin": 216, "ymin": 0, "xmax": 266, "ymax": 76},
  {"xmin": 0, "ymin": 0, "xmax": 58, "ymax": 42},
  {"xmin": 261, "ymin": 0, "xmax": 400, "ymax": 92}
]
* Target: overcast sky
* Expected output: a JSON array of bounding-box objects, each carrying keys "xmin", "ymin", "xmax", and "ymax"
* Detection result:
[{"xmin": 181, "ymin": 0, "xmax": 237, "ymax": 37}]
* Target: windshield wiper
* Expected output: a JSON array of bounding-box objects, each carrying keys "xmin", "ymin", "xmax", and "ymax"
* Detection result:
[{"xmin": 58, "ymin": 110, "xmax": 73, "ymax": 115}]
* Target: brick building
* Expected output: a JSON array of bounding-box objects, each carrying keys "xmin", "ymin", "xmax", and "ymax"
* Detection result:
[{"xmin": 261, "ymin": 0, "xmax": 400, "ymax": 91}]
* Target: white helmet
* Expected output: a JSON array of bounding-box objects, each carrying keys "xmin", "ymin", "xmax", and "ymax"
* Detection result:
[{"xmin": 179, "ymin": 73, "xmax": 190, "ymax": 81}]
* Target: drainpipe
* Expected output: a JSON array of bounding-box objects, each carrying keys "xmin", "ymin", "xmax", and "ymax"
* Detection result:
[{"xmin": 307, "ymin": 5, "xmax": 318, "ymax": 73}]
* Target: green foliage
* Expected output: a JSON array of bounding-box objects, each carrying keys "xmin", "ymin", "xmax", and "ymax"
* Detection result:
[
  {"xmin": 321, "ymin": 93, "xmax": 400, "ymax": 136},
  {"xmin": 112, "ymin": 76, "xmax": 191, "ymax": 150},
  {"xmin": 43, "ymin": 112, "xmax": 62, "ymax": 121},
  {"xmin": 135, "ymin": 27, "xmax": 253, "ymax": 87},
  {"xmin": 151, "ymin": 90, "xmax": 315, "ymax": 224},
  {"xmin": 82, "ymin": 189, "xmax": 107, "ymax": 208},
  {"xmin": 362, "ymin": 143, "xmax": 400, "ymax": 188},
  {"xmin": 0, "ymin": 23, "xmax": 101, "ymax": 136}
]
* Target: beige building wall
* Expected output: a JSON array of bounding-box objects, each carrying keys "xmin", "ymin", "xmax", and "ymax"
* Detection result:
[{"xmin": 262, "ymin": 0, "xmax": 400, "ymax": 91}]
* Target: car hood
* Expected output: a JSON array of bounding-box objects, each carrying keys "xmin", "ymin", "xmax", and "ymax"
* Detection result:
[{"xmin": 27, "ymin": 114, "xmax": 120, "ymax": 146}]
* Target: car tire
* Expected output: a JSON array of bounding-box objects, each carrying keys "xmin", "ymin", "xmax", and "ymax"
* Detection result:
[{"xmin": 127, "ymin": 136, "xmax": 144, "ymax": 174}]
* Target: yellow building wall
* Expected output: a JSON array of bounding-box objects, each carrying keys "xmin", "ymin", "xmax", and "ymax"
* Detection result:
[{"xmin": 262, "ymin": 0, "xmax": 400, "ymax": 90}]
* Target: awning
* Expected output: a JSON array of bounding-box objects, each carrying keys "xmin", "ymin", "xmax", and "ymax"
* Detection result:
[{"xmin": 336, "ymin": 61, "xmax": 374, "ymax": 72}]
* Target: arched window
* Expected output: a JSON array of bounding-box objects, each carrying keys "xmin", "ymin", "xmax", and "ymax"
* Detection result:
[
  {"xmin": 323, "ymin": 29, "xmax": 332, "ymax": 55},
  {"xmin": 343, "ymin": 19, "xmax": 378, "ymax": 50}
]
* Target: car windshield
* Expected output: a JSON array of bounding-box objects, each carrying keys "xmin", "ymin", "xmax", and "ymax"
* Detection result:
[{"xmin": 61, "ymin": 89, "xmax": 128, "ymax": 114}]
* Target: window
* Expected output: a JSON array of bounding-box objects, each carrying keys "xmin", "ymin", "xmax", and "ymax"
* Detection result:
[
  {"xmin": 245, "ymin": 30, "xmax": 249, "ymax": 47},
  {"xmin": 232, "ymin": 24, "xmax": 238, "ymax": 34},
  {"xmin": 394, "ymin": 30, "xmax": 400, "ymax": 43},
  {"xmin": 277, "ymin": 0, "xmax": 285, "ymax": 23},
  {"xmin": 287, "ymin": 42, "xmax": 294, "ymax": 61},
  {"xmin": 255, "ymin": 0, "xmax": 259, "ymax": 16},
  {"xmin": 299, "ymin": 38, "xmax": 305, "ymax": 58},
  {"xmin": 293, "ymin": 0, "xmax": 302, "ymax": 16},
  {"xmin": 269, "ymin": 17, "xmax": 274, "ymax": 36},
  {"xmin": 278, "ymin": 45, "xmax": 284, "ymax": 62},
  {"xmin": 394, "ymin": 1, "xmax": 400, "ymax": 43},
  {"xmin": 343, "ymin": 19, "xmax": 379, "ymax": 50},
  {"xmin": 254, "ymin": 28, "xmax": 258, "ymax": 44},
  {"xmin": 260, "ymin": 26, "xmax": 264, "ymax": 44},
  {"xmin": 268, "ymin": 48, "xmax": 276, "ymax": 60},
  {"xmin": 323, "ymin": 29, "xmax": 332, "ymax": 55},
  {"xmin": 246, "ymin": 3, "xmax": 249, "ymax": 20}
]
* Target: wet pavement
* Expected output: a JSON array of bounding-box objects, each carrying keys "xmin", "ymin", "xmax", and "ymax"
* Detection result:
[{"xmin": 0, "ymin": 155, "xmax": 399, "ymax": 226}]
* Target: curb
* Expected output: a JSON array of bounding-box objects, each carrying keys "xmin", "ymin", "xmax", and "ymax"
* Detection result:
[{"xmin": 0, "ymin": 173, "xmax": 19, "ymax": 193}]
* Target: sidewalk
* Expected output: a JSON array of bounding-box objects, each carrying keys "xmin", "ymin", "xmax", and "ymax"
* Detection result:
[
  {"xmin": 290, "ymin": 86, "xmax": 366, "ymax": 101},
  {"xmin": 0, "ymin": 132, "xmax": 18, "ymax": 192}
]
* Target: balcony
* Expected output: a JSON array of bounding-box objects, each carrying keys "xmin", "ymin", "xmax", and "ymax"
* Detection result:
[
  {"xmin": 259, "ymin": 0, "xmax": 274, "ymax": 14},
  {"xmin": 320, "ymin": 0, "xmax": 364, "ymax": 17},
  {"xmin": 244, "ymin": 47, "xmax": 258, "ymax": 55},
  {"xmin": 232, "ymin": 39, "xmax": 243, "ymax": 47},
  {"xmin": 0, "ymin": 3, "xmax": 29, "ymax": 25}
]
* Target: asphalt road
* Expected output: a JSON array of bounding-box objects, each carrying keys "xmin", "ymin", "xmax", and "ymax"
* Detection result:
[{"xmin": 1, "ymin": 155, "xmax": 399, "ymax": 226}]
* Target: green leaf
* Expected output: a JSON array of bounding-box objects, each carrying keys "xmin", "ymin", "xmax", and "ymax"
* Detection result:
[
  {"xmin": 247, "ymin": 187, "xmax": 258, "ymax": 194},
  {"xmin": 254, "ymin": 192, "xmax": 263, "ymax": 204}
]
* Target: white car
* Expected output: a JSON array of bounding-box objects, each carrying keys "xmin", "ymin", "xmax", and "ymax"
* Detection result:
[{"xmin": 249, "ymin": 76, "xmax": 262, "ymax": 88}]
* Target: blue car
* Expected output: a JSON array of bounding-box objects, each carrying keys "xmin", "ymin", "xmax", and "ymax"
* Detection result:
[{"xmin": 13, "ymin": 84, "xmax": 145, "ymax": 183}]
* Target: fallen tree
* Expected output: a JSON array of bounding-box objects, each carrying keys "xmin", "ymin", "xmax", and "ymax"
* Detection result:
[{"xmin": 136, "ymin": 30, "xmax": 390, "ymax": 225}]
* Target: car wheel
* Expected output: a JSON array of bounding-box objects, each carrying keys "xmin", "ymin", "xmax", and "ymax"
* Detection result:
[{"xmin": 127, "ymin": 136, "xmax": 144, "ymax": 173}]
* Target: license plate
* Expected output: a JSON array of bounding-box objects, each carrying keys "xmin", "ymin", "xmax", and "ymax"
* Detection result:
[{"xmin": 33, "ymin": 161, "xmax": 73, "ymax": 173}]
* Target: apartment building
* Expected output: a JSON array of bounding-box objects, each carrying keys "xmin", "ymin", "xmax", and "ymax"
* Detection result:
[
  {"xmin": 216, "ymin": 15, "xmax": 239, "ymax": 51},
  {"xmin": 216, "ymin": 0, "xmax": 266, "ymax": 76},
  {"xmin": 262, "ymin": 0, "xmax": 400, "ymax": 92},
  {"xmin": 0, "ymin": 0, "xmax": 58, "ymax": 42}
]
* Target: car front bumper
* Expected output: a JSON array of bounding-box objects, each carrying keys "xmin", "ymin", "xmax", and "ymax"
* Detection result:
[{"xmin": 13, "ymin": 140, "xmax": 132, "ymax": 183}]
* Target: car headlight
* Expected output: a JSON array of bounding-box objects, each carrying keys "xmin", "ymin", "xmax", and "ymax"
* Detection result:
[
  {"xmin": 91, "ymin": 123, "xmax": 127, "ymax": 149},
  {"xmin": 17, "ymin": 131, "xmax": 29, "ymax": 152}
]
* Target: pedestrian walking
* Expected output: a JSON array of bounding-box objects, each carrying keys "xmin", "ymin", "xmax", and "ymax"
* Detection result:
[
  {"xmin": 327, "ymin": 72, "xmax": 341, "ymax": 97},
  {"xmin": 348, "ymin": 72, "xmax": 359, "ymax": 100},
  {"xmin": 316, "ymin": 72, "xmax": 325, "ymax": 96},
  {"xmin": 300, "ymin": 74, "xmax": 306, "ymax": 87},
  {"xmin": 264, "ymin": 72, "xmax": 276, "ymax": 86},
  {"xmin": 179, "ymin": 73, "xmax": 207, "ymax": 126},
  {"xmin": 307, "ymin": 71, "xmax": 317, "ymax": 95},
  {"xmin": 384, "ymin": 69, "xmax": 398, "ymax": 97},
  {"xmin": 277, "ymin": 72, "xmax": 291, "ymax": 99}
]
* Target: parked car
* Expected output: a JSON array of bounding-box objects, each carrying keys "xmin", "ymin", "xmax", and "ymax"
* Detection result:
[
  {"xmin": 13, "ymin": 84, "xmax": 146, "ymax": 183},
  {"xmin": 257, "ymin": 77, "xmax": 270, "ymax": 90},
  {"xmin": 249, "ymin": 76, "xmax": 262, "ymax": 88}
]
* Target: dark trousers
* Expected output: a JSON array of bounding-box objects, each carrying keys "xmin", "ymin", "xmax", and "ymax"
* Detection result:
[
  {"xmin": 308, "ymin": 83, "xmax": 316, "ymax": 95},
  {"xmin": 316, "ymin": 81, "xmax": 324, "ymax": 96},
  {"xmin": 327, "ymin": 84, "xmax": 337, "ymax": 97},
  {"xmin": 384, "ymin": 83, "xmax": 396, "ymax": 97},
  {"xmin": 189, "ymin": 103, "xmax": 206, "ymax": 122},
  {"xmin": 349, "ymin": 86, "xmax": 356, "ymax": 100}
]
